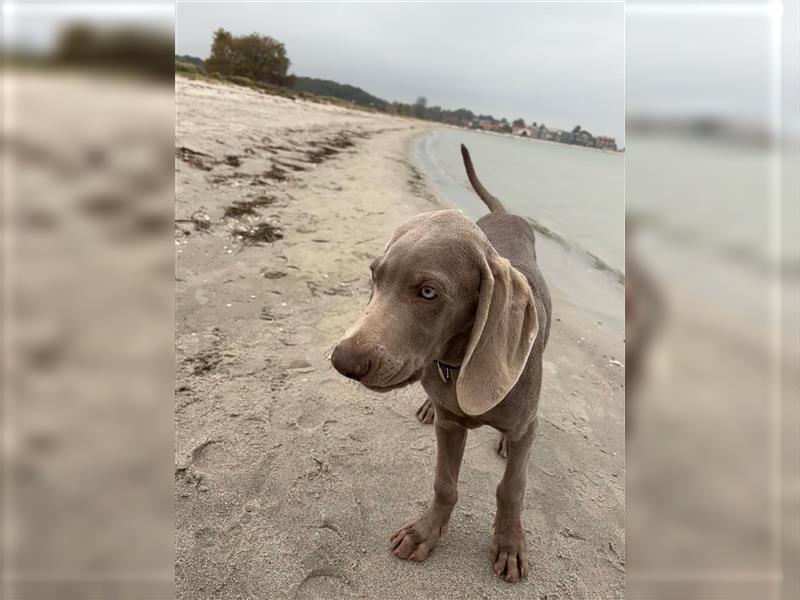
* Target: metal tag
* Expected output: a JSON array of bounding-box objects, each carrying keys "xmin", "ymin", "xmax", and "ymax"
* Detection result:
[{"xmin": 436, "ymin": 361, "xmax": 451, "ymax": 383}]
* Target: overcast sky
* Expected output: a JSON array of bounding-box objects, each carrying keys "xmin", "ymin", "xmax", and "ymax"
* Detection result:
[
  {"xmin": 626, "ymin": 6, "xmax": 778, "ymax": 134},
  {"xmin": 3, "ymin": 2, "xmax": 784, "ymax": 141},
  {"xmin": 176, "ymin": 2, "xmax": 624, "ymax": 141}
]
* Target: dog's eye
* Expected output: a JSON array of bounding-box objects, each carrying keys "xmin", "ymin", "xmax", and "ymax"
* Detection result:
[{"xmin": 419, "ymin": 286, "xmax": 438, "ymax": 300}]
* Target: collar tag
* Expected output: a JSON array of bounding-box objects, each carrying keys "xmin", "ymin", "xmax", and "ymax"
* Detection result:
[{"xmin": 435, "ymin": 360, "xmax": 452, "ymax": 383}]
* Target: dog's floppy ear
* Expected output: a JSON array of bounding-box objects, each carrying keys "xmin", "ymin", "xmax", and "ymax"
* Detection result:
[{"xmin": 456, "ymin": 253, "xmax": 539, "ymax": 415}]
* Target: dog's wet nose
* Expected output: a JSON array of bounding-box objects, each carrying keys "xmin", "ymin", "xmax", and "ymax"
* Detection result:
[{"xmin": 331, "ymin": 344, "xmax": 370, "ymax": 381}]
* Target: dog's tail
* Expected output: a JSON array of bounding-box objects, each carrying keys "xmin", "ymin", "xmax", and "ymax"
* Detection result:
[{"xmin": 461, "ymin": 144, "xmax": 505, "ymax": 213}]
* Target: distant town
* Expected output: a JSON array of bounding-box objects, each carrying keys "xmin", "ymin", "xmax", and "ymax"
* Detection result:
[
  {"xmin": 464, "ymin": 117, "xmax": 619, "ymax": 151},
  {"xmin": 379, "ymin": 98, "xmax": 621, "ymax": 152}
]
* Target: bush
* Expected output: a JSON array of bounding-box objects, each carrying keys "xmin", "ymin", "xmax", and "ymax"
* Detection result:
[
  {"xmin": 175, "ymin": 61, "xmax": 200, "ymax": 74},
  {"xmin": 225, "ymin": 75, "xmax": 254, "ymax": 87}
]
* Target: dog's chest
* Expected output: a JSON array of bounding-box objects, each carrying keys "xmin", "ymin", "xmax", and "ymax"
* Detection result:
[
  {"xmin": 421, "ymin": 367, "xmax": 484, "ymax": 428},
  {"xmin": 421, "ymin": 364, "xmax": 537, "ymax": 434},
  {"xmin": 421, "ymin": 367, "xmax": 462, "ymax": 412}
]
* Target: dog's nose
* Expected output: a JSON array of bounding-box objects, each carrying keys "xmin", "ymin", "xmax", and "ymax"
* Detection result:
[{"xmin": 331, "ymin": 344, "xmax": 370, "ymax": 381}]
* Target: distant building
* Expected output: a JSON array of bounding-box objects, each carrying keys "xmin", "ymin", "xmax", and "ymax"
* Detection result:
[
  {"xmin": 476, "ymin": 119, "xmax": 498, "ymax": 131},
  {"xmin": 572, "ymin": 130, "xmax": 595, "ymax": 147},
  {"xmin": 595, "ymin": 136, "xmax": 617, "ymax": 150},
  {"xmin": 550, "ymin": 129, "xmax": 571, "ymax": 143}
]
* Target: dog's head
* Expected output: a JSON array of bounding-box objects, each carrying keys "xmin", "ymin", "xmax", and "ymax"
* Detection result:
[{"xmin": 331, "ymin": 210, "xmax": 539, "ymax": 415}]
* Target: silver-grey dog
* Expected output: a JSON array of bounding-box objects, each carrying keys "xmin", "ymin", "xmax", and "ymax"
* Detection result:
[{"xmin": 331, "ymin": 144, "xmax": 552, "ymax": 582}]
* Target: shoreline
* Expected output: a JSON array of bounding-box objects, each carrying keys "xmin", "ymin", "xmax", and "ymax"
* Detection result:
[{"xmin": 175, "ymin": 76, "xmax": 624, "ymax": 599}]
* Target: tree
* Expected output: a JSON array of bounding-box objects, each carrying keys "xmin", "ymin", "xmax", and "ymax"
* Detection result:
[
  {"xmin": 206, "ymin": 28, "xmax": 292, "ymax": 86},
  {"xmin": 452, "ymin": 108, "xmax": 474, "ymax": 121},
  {"xmin": 512, "ymin": 118, "xmax": 526, "ymax": 128},
  {"xmin": 413, "ymin": 96, "xmax": 427, "ymax": 119},
  {"xmin": 56, "ymin": 24, "xmax": 173, "ymax": 80},
  {"xmin": 393, "ymin": 102, "xmax": 413, "ymax": 117},
  {"xmin": 572, "ymin": 125, "xmax": 582, "ymax": 134},
  {"xmin": 205, "ymin": 29, "xmax": 235, "ymax": 74}
]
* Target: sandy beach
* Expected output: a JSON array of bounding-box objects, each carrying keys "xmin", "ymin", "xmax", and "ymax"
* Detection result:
[{"xmin": 175, "ymin": 76, "xmax": 625, "ymax": 599}]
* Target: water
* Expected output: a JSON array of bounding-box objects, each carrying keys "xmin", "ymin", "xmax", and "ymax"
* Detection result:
[
  {"xmin": 626, "ymin": 133, "xmax": 796, "ymax": 328},
  {"xmin": 413, "ymin": 127, "xmax": 625, "ymax": 333}
]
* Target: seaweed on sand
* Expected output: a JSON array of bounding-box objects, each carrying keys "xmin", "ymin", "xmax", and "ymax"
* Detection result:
[
  {"xmin": 264, "ymin": 164, "xmax": 288, "ymax": 181},
  {"xmin": 233, "ymin": 223, "xmax": 283, "ymax": 245},
  {"xmin": 176, "ymin": 147, "xmax": 213, "ymax": 171},
  {"xmin": 223, "ymin": 196, "xmax": 276, "ymax": 219}
]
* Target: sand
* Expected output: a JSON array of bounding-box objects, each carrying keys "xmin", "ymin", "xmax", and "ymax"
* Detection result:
[{"xmin": 175, "ymin": 76, "xmax": 625, "ymax": 599}]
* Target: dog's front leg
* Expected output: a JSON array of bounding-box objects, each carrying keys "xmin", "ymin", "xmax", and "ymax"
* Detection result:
[
  {"xmin": 491, "ymin": 417, "xmax": 538, "ymax": 582},
  {"xmin": 389, "ymin": 417, "xmax": 467, "ymax": 561}
]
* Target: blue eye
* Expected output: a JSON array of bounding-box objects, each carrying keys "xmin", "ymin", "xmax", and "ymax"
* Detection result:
[{"xmin": 419, "ymin": 286, "xmax": 438, "ymax": 300}]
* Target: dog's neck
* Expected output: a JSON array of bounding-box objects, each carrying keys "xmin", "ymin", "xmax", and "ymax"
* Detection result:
[{"xmin": 437, "ymin": 326, "xmax": 472, "ymax": 367}]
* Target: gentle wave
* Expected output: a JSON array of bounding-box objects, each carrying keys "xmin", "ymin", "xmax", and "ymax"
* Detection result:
[{"xmin": 525, "ymin": 216, "xmax": 625, "ymax": 285}]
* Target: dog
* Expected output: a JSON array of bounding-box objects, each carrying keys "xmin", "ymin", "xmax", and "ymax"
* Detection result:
[{"xmin": 331, "ymin": 144, "xmax": 551, "ymax": 582}]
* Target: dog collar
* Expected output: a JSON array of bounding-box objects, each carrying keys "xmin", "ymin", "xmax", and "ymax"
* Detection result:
[{"xmin": 433, "ymin": 359, "xmax": 460, "ymax": 383}]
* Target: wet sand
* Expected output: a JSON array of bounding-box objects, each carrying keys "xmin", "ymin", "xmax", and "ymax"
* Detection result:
[{"xmin": 175, "ymin": 76, "xmax": 625, "ymax": 599}]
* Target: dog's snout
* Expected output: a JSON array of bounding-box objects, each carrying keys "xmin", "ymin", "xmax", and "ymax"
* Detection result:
[{"xmin": 331, "ymin": 344, "xmax": 370, "ymax": 381}]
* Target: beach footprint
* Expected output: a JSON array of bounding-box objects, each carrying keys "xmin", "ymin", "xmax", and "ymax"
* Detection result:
[
  {"xmin": 295, "ymin": 568, "xmax": 352, "ymax": 600},
  {"xmin": 296, "ymin": 544, "xmax": 354, "ymax": 600}
]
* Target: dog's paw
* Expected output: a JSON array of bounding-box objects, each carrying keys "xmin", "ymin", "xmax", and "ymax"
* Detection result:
[
  {"xmin": 389, "ymin": 516, "xmax": 444, "ymax": 561},
  {"xmin": 490, "ymin": 531, "xmax": 529, "ymax": 583},
  {"xmin": 415, "ymin": 398, "xmax": 435, "ymax": 424}
]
